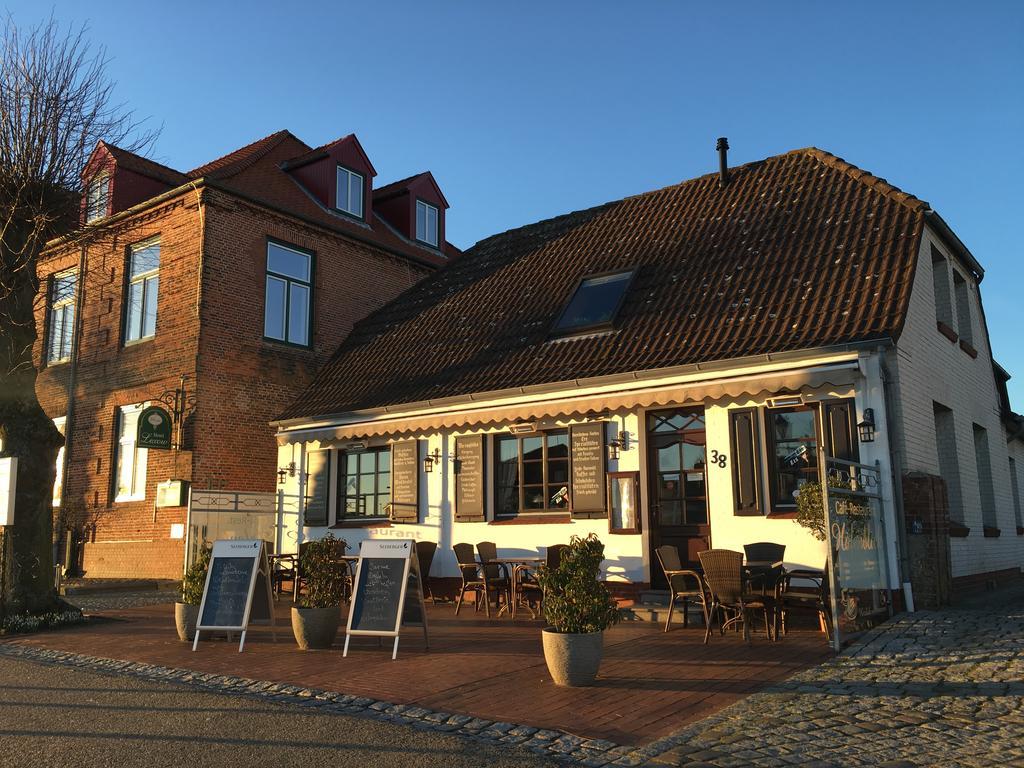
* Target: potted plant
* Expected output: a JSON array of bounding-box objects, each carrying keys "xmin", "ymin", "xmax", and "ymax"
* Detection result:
[
  {"xmin": 175, "ymin": 545, "xmax": 211, "ymax": 641},
  {"xmin": 291, "ymin": 533, "xmax": 349, "ymax": 650},
  {"xmin": 536, "ymin": 533, "xmax": 622, "ymax": 687}
]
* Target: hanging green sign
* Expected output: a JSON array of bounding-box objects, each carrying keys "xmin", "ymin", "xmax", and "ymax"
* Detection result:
[{"xmin": 137, "ymin": 405, "xmax": 173, "ymax": 450}]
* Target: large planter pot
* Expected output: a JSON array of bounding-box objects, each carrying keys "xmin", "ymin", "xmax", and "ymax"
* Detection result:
[
  {"xmin": 174, "ymin": 602, "xmax": 199, "ymax": 642},
  {"xmin": 291, "ymin": 606, "xmax": 341, "ymax": 650},
  {"xmin": 542, "ymin": 628, "xmax": 604, "ymax": 687}
]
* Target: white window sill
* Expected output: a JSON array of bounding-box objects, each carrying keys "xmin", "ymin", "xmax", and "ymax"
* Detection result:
[{"xmin": 114, "ymin": 494, "xmax": 146, "ymax": 503}]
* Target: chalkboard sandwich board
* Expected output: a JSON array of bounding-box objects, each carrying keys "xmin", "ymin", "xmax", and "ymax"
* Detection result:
[
  {"xmin": 192, "ymin": 539, "xmax": 276, "ymax": 653},
  {"xmin": 343, "ymin": 539, "xmax": 428, "ymax": 660}
]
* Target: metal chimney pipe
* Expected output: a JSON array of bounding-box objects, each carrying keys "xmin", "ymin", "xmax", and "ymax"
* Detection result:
[{"xmin": 716, "ymin": 137, "xmax": 729, "ymax": 187}]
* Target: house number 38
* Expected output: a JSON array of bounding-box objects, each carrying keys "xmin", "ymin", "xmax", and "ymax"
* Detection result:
[{"xmin": 710, "ymin": 450, "xmax": 727, "ymax": 468}]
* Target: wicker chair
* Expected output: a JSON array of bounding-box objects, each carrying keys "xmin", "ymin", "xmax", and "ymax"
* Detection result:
[
  {"xmin": 519, "ymin": 543, "xmax": 570, "ymax": 613},
  {"xmin": 476, "ymin": 541, "xmax": 511, "ymax": 613},
  {"xmin": 655, "ymin": 545, "xmax": 708, "ymax": 632},
  {"xmin": 453, "ymin": 543, "xmax": 509, "ymax": 616},
  {"xmin": 779, "ymin": 565, "xmax": 832, "ymax": 640},
  {"xmin": 416, "ymin": 541, "xmax": 437, "ymax": 603},
  {"xmin": 698, "ymin": 549, "xmax": 776, "ymax": 644}
]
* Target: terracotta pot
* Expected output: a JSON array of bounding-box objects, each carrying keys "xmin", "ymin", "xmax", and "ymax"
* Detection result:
[
  {"xmin": 174, "ymin": 602, "xmax": 199, "ymax": 642},
  {"xmin": 542, "ymin": 627, "xmax": 604, "ymax": 686},
  {"xmin": 291, "ymin": 606, "xmax": 341, "ymax": 650}
]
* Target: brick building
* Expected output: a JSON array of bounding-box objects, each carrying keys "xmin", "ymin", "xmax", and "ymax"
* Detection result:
[{"xmin": 36, "ymin": 130, "xmax": 455, "ymax": 578}]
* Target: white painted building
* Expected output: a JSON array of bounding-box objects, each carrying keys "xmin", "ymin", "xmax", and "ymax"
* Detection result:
[{"xmin": 271, "ymin": 145, "xmax": 1023, "ymax": 602}]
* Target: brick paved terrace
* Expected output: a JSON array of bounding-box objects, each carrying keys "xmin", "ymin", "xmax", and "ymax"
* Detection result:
[{"xmin": 3, "ymin": 600, "xmax": 830, "ymax": 746}]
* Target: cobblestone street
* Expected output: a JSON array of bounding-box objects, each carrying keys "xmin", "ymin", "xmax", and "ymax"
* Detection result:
[{"xmin": 644, "ymin": 585, "xmax": 1024, "ymax": 767}]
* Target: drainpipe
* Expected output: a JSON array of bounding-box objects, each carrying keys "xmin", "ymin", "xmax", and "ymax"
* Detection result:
[{"xmin": 879, "ymin": 356, "xmax": 911, "ymax": 586}]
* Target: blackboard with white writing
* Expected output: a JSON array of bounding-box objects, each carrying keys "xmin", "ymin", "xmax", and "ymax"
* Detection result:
[
  {"xmin": 199, "ymin": 556, "xmax": 255, "ymax": 628},
  {"xmin": 570, "ymin": 422, "xmax": 607, "ymax": 517},
  {"xmin": 349, "ymin": 556, "xmax": 407, "ymax": 633}
]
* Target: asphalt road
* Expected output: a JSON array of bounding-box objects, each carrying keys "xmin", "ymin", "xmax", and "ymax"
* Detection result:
[{"xmin": 0, "ymin": 655, "xmax": 558, "ymax": 768}]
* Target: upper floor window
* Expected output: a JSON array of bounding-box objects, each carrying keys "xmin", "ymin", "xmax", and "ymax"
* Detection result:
[
  {"xmin": 416, "ymin": 200, "xmax": 439, "ymax": 247},
  {"xmin": 953, "ymin": 271, "xmax": 973, "ymax": 346},
  {"xmin": 553, "ymin": 270, "xmax": 634, "ymax": 335},
  {"xmin": 114, "ymin": 403, "xmax": 147, "ymax": 502},
  {"xmin": 47, "ymin": 271, "xmax": 77, "ymax": 363},
  {"xmin": 494, "ymin": 430, "xmax": 570, "ymax": 517},
  {"xmin": 339, "ymin": 448, "xmax": 391, "ymax": 520},
  {"xmin": 264, "ymin": 240, "xmax": 312, "ymax": 347},
  {"xmin": 335, "ymin": 166, "xmax": 364, "ymax": 218},
  {"xmin": 931, "ymin": 246, "xmax": 954, "ymax": 329},
  {"xmin": 125, "ymin": 239, "xmax": 160, "ymax": 344},
  {"xmin": 85, "ymin": 175, "xmax": 109, "ymax": 222}
]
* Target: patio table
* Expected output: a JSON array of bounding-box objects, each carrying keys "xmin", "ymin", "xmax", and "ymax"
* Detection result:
[
  {"xmin": 487, "ymin": 557, "xmax": 544, "ymax": 619},
  {"xmin": 744, "ymin": 559, "xmax": 786, "ymax": 596}
]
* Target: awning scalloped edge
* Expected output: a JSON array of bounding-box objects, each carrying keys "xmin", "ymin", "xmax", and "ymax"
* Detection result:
[{"xmin": 277, "ymin": 367, "xmax": 857, "ymax": 445}]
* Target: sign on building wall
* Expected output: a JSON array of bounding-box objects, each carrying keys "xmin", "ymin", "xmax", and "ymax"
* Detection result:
[
  {"xmin": 137, "ymin": 405, "xmax": 173, "ymax": 450},
  {"xmin": 570, "ymin": 422, "xmax": 606, "ymax": 518},
  {"xmin": 0, "ymin": 456, "xmax": 17, "ymax": 527},
  {"xmin": 454, "ymin": 435, "xmax": 486, "ymax": 522},
  {"xmin": 390, "ymin": 440, "xmax": 419, "ymax": 523}
]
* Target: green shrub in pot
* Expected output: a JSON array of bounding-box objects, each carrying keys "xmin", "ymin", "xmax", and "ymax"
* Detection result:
[
  {"xmin": 536, "ymin": 533, "xmax": 622, "ymax": 685},
  {"xmin": 174, "ymin": 545, "xmax": 210, "ymax": 641},
  {"xmin": 292, "ymin": 533, "xmax": 349, "ymax": 649}
]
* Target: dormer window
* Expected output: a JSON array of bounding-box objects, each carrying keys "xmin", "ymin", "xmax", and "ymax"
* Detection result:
[
  {"xmin": 335, "ymin": 165, "xmax": 364, "ymax": 218},
  {"xmin": 553, "ymin": 270, "xmax": 634, "ymax": 335},
  {"xmin": 85, "ymin": 174, "xmax": 109, "ymax": 222},
  {"xmin": 416, "ymin": 200, "xmax": 439, "ymax": 247}
]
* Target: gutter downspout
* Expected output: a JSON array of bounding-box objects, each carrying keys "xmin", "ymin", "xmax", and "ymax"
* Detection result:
[{"xmin": 879, "ymin": 356, "xmax": 911, "ymax": 586}]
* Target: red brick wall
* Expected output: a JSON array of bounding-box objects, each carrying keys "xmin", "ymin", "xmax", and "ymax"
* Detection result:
[{"xmin": 37, "ymin": 186, "xmax": 431, "ymax": 579}]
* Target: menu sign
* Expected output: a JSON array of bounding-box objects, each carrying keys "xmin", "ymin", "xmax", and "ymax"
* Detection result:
[
  {"xmin": 344, "ymin": 540, "xmax": 429, "ymax": 659},
  {"xmin": 390, "ymin": 440, "xmax": 419, "ymax": 522},
  {"xmin": 193, "ymin": 539, "xmax": 276, "ymax": 653},
  {"xmin": 570, "ymin": 422, "xmax": 606, "ymax": 517},
  {"xmin": 454, "ymin": 435, "xmax": 485, "ymax": 521}
]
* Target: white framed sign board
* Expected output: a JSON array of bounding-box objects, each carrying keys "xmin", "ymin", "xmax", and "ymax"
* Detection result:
[
  {"xmin": 0, "ymin": 457, "xmax": 17, "ymax": 527},
  {"xmin": 343, "ymin": 539, "xmax": 429, "ymax": 660},
  {"xmin": 192, "ymin": 539, "xmax": 276, "ymax": 653}
]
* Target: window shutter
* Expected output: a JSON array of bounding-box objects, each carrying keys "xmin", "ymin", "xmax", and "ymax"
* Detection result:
[
  {"xmin": 454, "ymin": 435, "xmax": 486, "ymax": 522},
  {"xmin": 303, "ymin": 449, "xmax": 330, "ymax": 527},
  {"xmin": 730, "ymin": 409, "xmax": 761, "ymax": 516},
  {"xmin": 824, "ymin": 400, "xmax": 859, "ymax": 462},
  {"xmin": 389, "ymin": 440, "xmax": 420, "ymax": 523}
]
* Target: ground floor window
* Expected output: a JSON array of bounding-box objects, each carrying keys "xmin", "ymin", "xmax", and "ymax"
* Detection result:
[
  {"xmin": 114, "ymin": 404, "xmax": 147, "ymax": 502},
  {"xmin": 338, "ymin": 447, "xmax": 390, "ymax": 520},
  {"xmin": 494, "ymin": 430, "xmax": 569, "ymax": 517}
]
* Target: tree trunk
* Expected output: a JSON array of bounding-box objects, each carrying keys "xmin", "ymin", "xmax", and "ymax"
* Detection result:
[{"xmin": 0, "ymin": 220, "xmax": 63, "ymax": 618}]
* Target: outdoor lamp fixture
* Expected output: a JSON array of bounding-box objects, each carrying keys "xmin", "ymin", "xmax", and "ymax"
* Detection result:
[
  {"xmin": 422, "ymin": 447, "xmax": 441, "ymax": 473},
  {"xmin": 277, "ymin": 461, "xmax": 297, "ymax": 485},
  {"xmin": 858, "ymin": 408, "xmax": 876, "ymax": 443},
  {"xmin": 607, "ymin": 438, "xmax": 621, "ymax": 461}
]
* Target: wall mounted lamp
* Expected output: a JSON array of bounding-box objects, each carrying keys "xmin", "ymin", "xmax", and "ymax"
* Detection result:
[
  {"xmin": 277, "ymin": 461, "xmax": 297, "ymax": 485},
  {"xmin": 422, "ymin": 447, "xmax": 441, "ymax": 473},
  {"xmin": 858, "ymin": 408, "xmax": 876, "ymax": 443}
]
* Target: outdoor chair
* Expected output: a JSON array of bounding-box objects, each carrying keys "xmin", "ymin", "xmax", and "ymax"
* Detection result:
[
  {"xmin": 453, "ymin": 543, "xmax": 509, "ymax": 617},
  {"xmin": 519, "ymin": 543, "xmax": 570, "ymax": 614},
  {"xmin": 476, "ymin": 541, "xmax": 512, "ymax": 613},
  {"xmin": 778, "ymin": 565, "xmax": 832, "ymax": 641},
  {"xmin": 743, "ymin": 542, "xmax": 786, "ymax": 597},
  {"xmin": 698, "ymin": 549, "xmax": 776, "ymax": 644},
  {"xmin": 416, "ymin": 541, "xmax": 437, "ymax": 603},
  {"xmin": 655, "ymin": 544, "xmax": 708, "ymax": 632}
]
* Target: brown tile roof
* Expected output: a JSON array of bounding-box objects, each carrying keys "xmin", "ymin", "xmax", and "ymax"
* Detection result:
[
  {"xmin": 104, "ymin": 144, "xmax": 189, "ymax": 187},
  {"xmin": 278, "ymin": 147, "xmax": 930, "ymax": 421},
  {"xmin": 187, "ymin": 129, "xmax": 300, "ymax": 179}
]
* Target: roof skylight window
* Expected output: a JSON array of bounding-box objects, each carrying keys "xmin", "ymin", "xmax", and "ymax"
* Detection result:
[{"xmin": 553, "ymin": 269, "xmax": 634, "ymax": 335}]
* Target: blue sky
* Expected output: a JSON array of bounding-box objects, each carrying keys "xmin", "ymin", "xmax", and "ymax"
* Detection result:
[{"xmin": 8, "ymin": 1, "xmax": 1024, "ymax": 403}]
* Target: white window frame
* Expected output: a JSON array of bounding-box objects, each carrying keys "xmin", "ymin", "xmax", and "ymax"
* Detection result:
[
  {"xmin": 125, "ymin": 238, "xmax": 160, "ymax": 344},
  {"xmin": 335, "ymin": 165, "xmax": 364, "ymax": 218},
  {"xmin": 47, "ymin": 270, "xmax": 77, "ymax": 364},
  {"xmin": 114, "ymin": 404, "xmax": 148, "ymax": 503},
  {"xmin": 52, "ymin": 417, "xmax": 67, "ymax": 507},
  {"xmin": 264, "ymin": 240, "xmax": 313, "ymax": 347},
  {"xmin": 86, "ymin": 175, "xmax": 109, "ymax": 222},
  {"xmin": 416, "ymin": 200, "xmax": 439, "ymax": 247}
]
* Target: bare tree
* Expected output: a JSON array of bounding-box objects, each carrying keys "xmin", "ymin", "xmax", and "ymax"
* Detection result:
[{"xmin": 0, "ymin": 15, "xmax": 155, "ymax": 616}]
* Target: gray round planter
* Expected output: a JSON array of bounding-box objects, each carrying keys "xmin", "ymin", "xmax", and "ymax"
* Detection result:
[
  {"xmin": 542, "ymin": 628, "xmax": 604, "ymax": 686},
  {"xmin": 174, "ymin": 602, "xmax": 199, "ymax": 642},
  {"xmin": 291, "ymin": 606, "xmax": 341, "ymax": 650}
]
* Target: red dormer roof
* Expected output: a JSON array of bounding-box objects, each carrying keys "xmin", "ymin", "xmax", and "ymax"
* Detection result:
[
  {"xmin": 282, "ymin": 134, "xmax": 377, "ymax": 178},
  {"xmin": 373, "ymin": 171, "xmax": 449, "ymax": 209}
]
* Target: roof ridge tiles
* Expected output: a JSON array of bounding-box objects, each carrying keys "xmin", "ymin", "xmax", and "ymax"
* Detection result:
[{"xmin": 187, "ymin": 129, "xmax": 300, "ymax": 179}]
